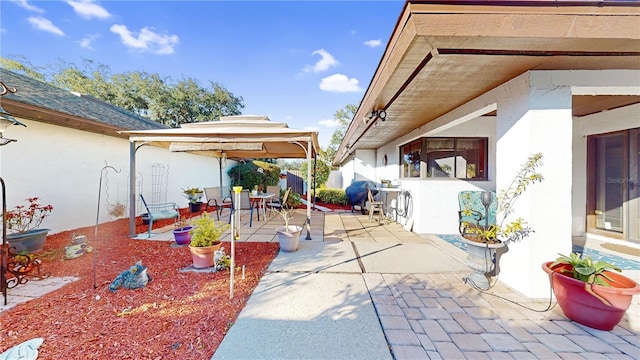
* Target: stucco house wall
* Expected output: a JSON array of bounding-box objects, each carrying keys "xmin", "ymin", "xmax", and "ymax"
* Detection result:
[
  {"xmin": 0, "ymin": 69, "xmax": 227, "ymax": 235},
  {"xmin": 1, "ymin": 117, "xmax": 226, "ymax": 235},
  {"xmin": 339, "ymin": 69, "xmax": 639, "ymax": 297}
]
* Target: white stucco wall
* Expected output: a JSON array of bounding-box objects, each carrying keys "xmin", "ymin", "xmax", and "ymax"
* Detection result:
[
  {"xmin": 354, "ymin": 149, "xmax": 376, "ymax": 182},
  {"xmin": 339, "ymin": 69, "xmax": 638, "ymax": 298},
  {"xmin": 0, "ymin": 118, "xmax": 224, "ymax": 235}
]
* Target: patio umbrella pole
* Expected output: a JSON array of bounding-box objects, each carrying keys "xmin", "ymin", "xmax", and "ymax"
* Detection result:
[{"xmin": 93, "ymin": 164, "xmax": 121, "ymax": 289}]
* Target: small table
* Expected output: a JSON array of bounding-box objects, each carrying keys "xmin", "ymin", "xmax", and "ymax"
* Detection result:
[
  {"xmin": 378, "ymin": 187, "xmax": 402, "ymax": 221},
  {"xmin": 249, "ymin": 192, "xmax": 275, "ymax": 222}
]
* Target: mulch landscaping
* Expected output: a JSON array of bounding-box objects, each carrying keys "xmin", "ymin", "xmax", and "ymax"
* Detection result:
[{"xmin": 0, "ymin": 209, "xmax": 279, "ymax": 359}]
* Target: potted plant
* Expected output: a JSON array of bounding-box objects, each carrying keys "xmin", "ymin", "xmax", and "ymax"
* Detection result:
[
  {"xmin": 172, "ymin": 218, "xmax": 193, "ymax": 246},
  {"xmin": 273, "ymin": 207, "xmax": 302, "ymax": 252},
  {"xmin": 188, "ymin": 212, "xmax": 229, "ymax": 268},
  {"xmin": 182, "ymin": 187, "xmax": 204, "ymax": 212},
  {"xmin": 5, "ymin": 197, "xmax": 54, "ymax": 253},
  {"xmin": 542, "ymin": 253, "xmax": 640, "ymax": 330},
  {"xmin": 460, "ymin": 153, "xmax": 544, "ymax": 289}
]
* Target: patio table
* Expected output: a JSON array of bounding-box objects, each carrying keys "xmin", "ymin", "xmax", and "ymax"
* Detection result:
[
  {"xmin": 250, "ymin": 193, "xmax": 275, "ymax": 223},
  {"xmin": 378, "ymin": 187, "xmax": 402, "ymax": 222}
]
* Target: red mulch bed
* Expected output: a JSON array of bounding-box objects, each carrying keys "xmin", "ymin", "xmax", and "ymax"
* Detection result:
[
  {"xmin": 0, "ymin": 209, "xmax": 279, "ymax": 359},
  {"xmin": 296, "ymin": 200, "xmax": 351, "ymax": 212}
]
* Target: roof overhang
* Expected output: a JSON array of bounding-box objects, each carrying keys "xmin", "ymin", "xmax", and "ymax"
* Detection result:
[{"xmin": 334, "ymin": 0, "xmax": 640, "ymax": 165}]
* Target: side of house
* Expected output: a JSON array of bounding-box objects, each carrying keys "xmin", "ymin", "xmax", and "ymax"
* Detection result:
[
  {"xmin": 0, "ymin": 69, "xmax": 228, "ymax": 235},
  {"xmin": 334, "ymin": 1, "xmax": 640, "ymax": 298}
]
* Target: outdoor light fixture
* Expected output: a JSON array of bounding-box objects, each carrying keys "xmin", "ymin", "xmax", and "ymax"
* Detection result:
[{"xmin": 363, "ymin": 109, "xmax": 387, "ymax": 124}]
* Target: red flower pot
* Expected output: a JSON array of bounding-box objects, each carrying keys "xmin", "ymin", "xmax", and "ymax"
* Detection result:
[{"xmin": 542, "ymin": 261, "xmax": 640, "ymax": 330}]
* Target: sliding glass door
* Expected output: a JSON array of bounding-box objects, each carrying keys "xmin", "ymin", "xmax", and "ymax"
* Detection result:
[{"xmin": 589, "ymin": 128, "xmax": 640, "ymax": 242}]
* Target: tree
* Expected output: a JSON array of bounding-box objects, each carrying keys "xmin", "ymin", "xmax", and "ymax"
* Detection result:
[
  {"xmin": 0, "ymin": 56, "xmax": 47, "ymax": 82},
  {"xmin": 322, "ymin": 104, "xmax": 356, "ymax": 166},
  {"xmin": 2, "ymin": 57, "xmax": 244, "ymax": 127},
  {"xmin": 300, "ymin": 159, "xmax": 331, "ymax": 190}
]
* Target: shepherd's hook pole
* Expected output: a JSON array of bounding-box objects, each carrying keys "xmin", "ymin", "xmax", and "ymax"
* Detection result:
[{"xmin": 94, "ymin": 164, "xmax": 121, "ymax": 289}]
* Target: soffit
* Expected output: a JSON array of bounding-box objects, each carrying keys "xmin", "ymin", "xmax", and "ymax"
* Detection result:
[{"xmin": 336, "ymin": 2, "xmax": 640, "ymax": 164}]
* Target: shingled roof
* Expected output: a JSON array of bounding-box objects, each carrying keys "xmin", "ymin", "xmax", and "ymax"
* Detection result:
[{"xmin": 0, "ymin": 68, "xmax": 168, "ymax": 138}]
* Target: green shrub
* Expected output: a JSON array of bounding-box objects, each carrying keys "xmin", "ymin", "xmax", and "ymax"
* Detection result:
[
  {"xmin": 227, "ymin": 160, "xmax": 280, "ymax": 190},
  {"xmin": 286, "ymin": 191, "xmax": 303, "ymax": 208},
  {"xmin": 189, "ymin": 212, "xmax": 230, "ymax": 247},
  {"xmin": 316, "ymin": 188, "xmax": 348, "ymax": 205}
]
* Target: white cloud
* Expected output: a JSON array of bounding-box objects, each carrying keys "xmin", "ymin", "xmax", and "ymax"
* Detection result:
[
  {"xmin": 10, "ymin": 0, "xmax": 44, "ymax": 13},
  {"xmin": 28, "ymin": 16, "xmax": 64, "ymax": 36},
  {"xmin": 110, "ymin": 24, "xmax": 179, "ymax": 55},
  {"xmin": 78, "ymin": 34, "xmax": 99, "ymax": 50},
  {"xmin": 364, "ymin": 39, "xmax": 382, "ymax": 48},
  {"xmin": 66, "ymin": 0, "xmax": 110, "ymax": 19},
  {"xmin": 319, "ymin": 74, "xmax": 362, "ymax": 93},
  {"xmin": 319, "ymin": 118, "xmax": 339, "ymax": 128},
  {"xmin": 303, "ymin": 49, "xmax": 338, "ymax": 73}
]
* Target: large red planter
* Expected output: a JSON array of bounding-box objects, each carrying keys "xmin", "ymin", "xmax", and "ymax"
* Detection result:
[{"xmin": 542, "ymin": 261, "xmax": 640, "ymax": 330}]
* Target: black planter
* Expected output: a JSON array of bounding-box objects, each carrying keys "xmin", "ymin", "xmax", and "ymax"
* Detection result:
[{"xmin": 189, "ymin": 202, "xmax": 203, "ymax": 212}]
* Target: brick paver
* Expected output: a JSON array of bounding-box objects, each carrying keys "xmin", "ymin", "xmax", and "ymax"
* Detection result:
[{"xmin": 365, "ymin": 265, "xmax": 640, "ymax": 359}]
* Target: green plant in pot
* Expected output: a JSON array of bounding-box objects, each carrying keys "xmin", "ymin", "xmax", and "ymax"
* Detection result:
[
  {"xmin": 5, "ymin": 197, "xmax": 54, "ymax": 253},
  {"xmin": 182, "ymin": 187, "xmax": 204, "ymax": 212},
  {"xmin": 460, "ymin": 153, "xmax": 544, "ymax": 289},
  {"xmin": 172, "ymin": 218, "xmax": 193, "ymax": 246},
  {"xmin": 462, "ymin": 153, "xmax": 544, "ymax": 244},
  {"xmin": 188, "ymin": 212, "xmax": 229, "ymax": 268},
  {"xmin": 542, "ymin": 252, "xmax": 640, "ymax": 330}
]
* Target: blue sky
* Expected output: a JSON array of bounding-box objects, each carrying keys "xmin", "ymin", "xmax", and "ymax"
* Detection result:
[{"xmin": 0, "ymin": 0, "xmax": 405, "ymax": 147}]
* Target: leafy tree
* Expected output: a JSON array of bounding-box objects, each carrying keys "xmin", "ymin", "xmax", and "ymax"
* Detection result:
[
  {"xmin": 2, "ymin": 57, "xmax": 244, "ymax": 127},
  {"xmin": 227, "ymin": 160, "xmax": 280, "ymax": 190},
  {"xmin": 0, "ymin": 55, "xmax": 47, "ymax": 82},
  {"xmin": 322, "ymin": 104, "xmax": 356, "ymax": 166},
  {"xmin": 276, "ymin": 159, "xmax": 303, "ymax": 170},
  {"xmin": 300, "ymin": 159, "xmax": 331, "ymax": 190}
]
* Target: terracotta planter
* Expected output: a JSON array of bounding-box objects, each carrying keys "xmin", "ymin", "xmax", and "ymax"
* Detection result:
[
  {"xmin": 172, "ymin": 226, "xmax": 193, "ymax": 245},
  {"xmin": 7, "ymin": 228, "xmax": 50, "ymax": 253},
  {"xmin": 189, "ymin": 243, "xmax": 221, "ymax": 269},
  {"xmin": 276, "ymin": 226, "xmax": 302, "ymax": 252},
  {"xmin": 542, "ymin": 261, "xmax": 640, "ymax": 330},
  {"xmin": 461, "ymin": 237, "xmax": 507, "ymax": 289}
]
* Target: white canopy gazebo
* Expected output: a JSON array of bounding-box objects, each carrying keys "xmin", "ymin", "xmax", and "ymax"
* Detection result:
[{"xmin": 121, "ymin": 115, "xmax": 321, "ymax": 238}]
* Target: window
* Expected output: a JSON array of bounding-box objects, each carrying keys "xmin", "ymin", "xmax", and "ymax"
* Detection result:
[
  {"xmin": 400, "ymin": 137, "xmax": 487, "ymax": 179},
  {"xmin": 401, "ymin": 139, "xmax": 421, "ymax": 178}
]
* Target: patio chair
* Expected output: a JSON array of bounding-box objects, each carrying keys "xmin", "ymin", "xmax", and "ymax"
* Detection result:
[
  {"xmin": 267, "ymin": 187, "xmax": 291, "ymax": 216},
  {"xmin": 266, "ymin": 185, "xmax": 281, "ymax": 203},
  {"xmin": 139, "ymin": 194, "xmax": 179, "ymax": 238},
  {"xmin": 204, "ymin": 186, "xmax": 232, "ymax": 220},
  {"xmin": 458, "ymin": 191, "xmax": 497, "ymax": 235},
  {"xmin": 367, "ymin": 187, "xmax": 384, "ymax": 223},
  {"xmin": 229, "ymin": 189, "xmax": 257, "ymax": 227}
]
